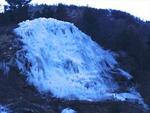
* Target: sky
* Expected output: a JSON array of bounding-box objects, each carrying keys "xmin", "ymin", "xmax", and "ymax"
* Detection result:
[{"xmin": 0, "ymin": 0, "xmax": 150, "ymax": 21}]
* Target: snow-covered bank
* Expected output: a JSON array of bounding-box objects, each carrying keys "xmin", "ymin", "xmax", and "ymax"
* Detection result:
[
  {"xmin": 0, "ymin": 105, "xmax": 9, "ymax": 113},
  {"xmin": 14, "ymin": 18, "xmax": 147, "ymax": 108},
  {"xmin": 61, "ymin": 108, "xmax": 76, "ymax": 113}
]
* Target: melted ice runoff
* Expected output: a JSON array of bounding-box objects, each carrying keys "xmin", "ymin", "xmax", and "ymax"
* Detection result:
[{"xmin": 14, "ymin": 18, "xmax": 147, "ymax": 108}]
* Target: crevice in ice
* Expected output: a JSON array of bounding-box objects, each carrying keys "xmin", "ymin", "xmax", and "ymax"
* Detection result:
[{"xmin": 63, "ymin": 60, "xmax": 79, "ymax": 73}]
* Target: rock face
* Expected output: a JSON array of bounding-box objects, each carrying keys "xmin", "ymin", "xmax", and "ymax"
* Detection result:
[{"xmin": 14, "ymin": 18, "xmax": 145, "ymax": 106}]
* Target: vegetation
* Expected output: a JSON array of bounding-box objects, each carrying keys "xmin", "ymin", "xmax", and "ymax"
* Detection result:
[{"xmin": 5, "ymin": 0, "xmax": 31, "ymax": 9}]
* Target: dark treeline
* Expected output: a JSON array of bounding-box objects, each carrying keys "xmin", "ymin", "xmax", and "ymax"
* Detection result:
[
  {"xmin": 1, "ymin": 3, "xmax": 150, "ymax": 105},
  {"xmin": 1, "ymin": 4, "xmax": 150, "ymax": 70}
]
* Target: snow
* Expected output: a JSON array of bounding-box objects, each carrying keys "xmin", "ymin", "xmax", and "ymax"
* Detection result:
[
  {"xmin": 61, "ymin": 108, "xmax": 76, "ymax": 113},
  {"xmin": 0, "ymin": 105, "xmax": 9, "ymax": 113},
  {"xmin": 14, "ymin": 18, "xmax": 147, "ymax": 107},
  {"xmin": 113, "ymin": 92, "xmax": 148, "ymax": 109},
  {"xmin": 111, "ymin": 68, "xmax": 133, "ymax": 80},
  {"xmin": 117, "ymin": 69, "xmax": 133, "ymax": 80}
]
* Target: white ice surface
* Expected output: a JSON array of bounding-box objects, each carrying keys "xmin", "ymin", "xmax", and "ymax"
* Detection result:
[
  {"xmin": 117, "ymin": 69, "xmax": 133, "ymax": 80},
  {"xmin": 61, "ymin": 108, "xmax": 76, "ymax": 113},
  {"xmin": 14, "ymin": 18, "xmax": 146, "ymax": 107},
  {"xmin": 0, "ymin": 105, "xmax": 9, "ymax": 113}
]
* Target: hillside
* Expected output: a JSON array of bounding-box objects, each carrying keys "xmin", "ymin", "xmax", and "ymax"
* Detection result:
[{"xmin": 0, "ymin": 4, "xmax": 150, "ymax": 113}]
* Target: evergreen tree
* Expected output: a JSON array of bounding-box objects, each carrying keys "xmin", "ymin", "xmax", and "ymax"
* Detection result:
[
  {"xmin": 5, "ymin": 0, "xmax": 31, "ymax": 10},
  {"xmin": 4, "ymin": 0, "xmax": 32, "ymax": 23}
]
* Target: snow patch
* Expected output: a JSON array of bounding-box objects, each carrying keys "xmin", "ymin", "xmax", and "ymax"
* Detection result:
[
  {"xmin": 61, "ymin": 108, "xmax": 76, "ymax": 113},
  {"xmin": 0, "ymin": 105, "xmax": 9, "ymax": 113}
]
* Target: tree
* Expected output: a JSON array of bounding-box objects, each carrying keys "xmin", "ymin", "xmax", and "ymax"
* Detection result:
[
  {"xmin": 55, "ymin": 4, "xmax": 68, "ymax": 20},
  {"xmin": 82, "ymin": 8, "xmax": 100, "ymax": 40},
  {"xmin": 3, "ymin": 0, "xmax": 31, "ymax": 24},
  {"xmin": 5, "ymin": 0, "xmax": 31, "ymax": 10}
]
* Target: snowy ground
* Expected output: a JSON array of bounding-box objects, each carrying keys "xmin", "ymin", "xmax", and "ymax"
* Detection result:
[
  {"xmin": 14, "ymin": 18, "xmax": 147, "ymax": 108},
  {"xmin": 61, "ymin": 108, "xmax": 76, "ymax": 113},
  {"xmin": 0, "ymin": 105, "xmax": 9, "ymax": 113}
]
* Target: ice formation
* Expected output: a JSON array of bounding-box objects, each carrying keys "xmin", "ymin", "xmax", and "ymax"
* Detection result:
[
  {"xmin": 61, "ymin": 108, "xmax": 76, "ymax": 113},
  {"xmin": 0, "ymin": 105, "xmax": 9, "ymax": 113},
  {"xmin": 14, "ymin": 18, "xmax": 147, "ymax": 108}
]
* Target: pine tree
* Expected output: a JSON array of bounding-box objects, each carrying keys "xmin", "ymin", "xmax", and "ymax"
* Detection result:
[
  {"xmin": 5, "ymin": 0, "xmax": 31, "ymax": 10},
  {"xmin": 4, "ymin": 0, "xmax": 32, "ymax": 23}
]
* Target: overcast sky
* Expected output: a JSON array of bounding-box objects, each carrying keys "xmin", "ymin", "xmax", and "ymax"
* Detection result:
[{"xmin": 0, "ymin": 0, "xmax": 150, "ymax": 21}]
